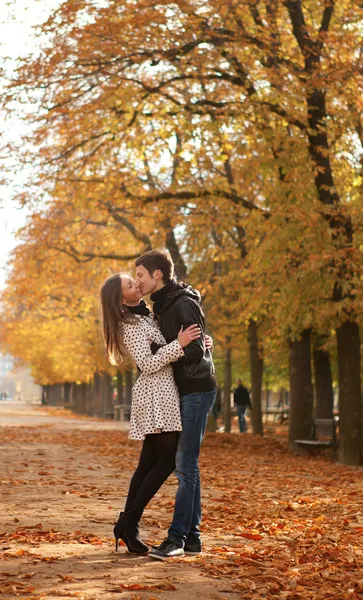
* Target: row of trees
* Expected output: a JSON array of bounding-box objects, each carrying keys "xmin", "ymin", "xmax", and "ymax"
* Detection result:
[
  {"xmin": 0, "ymin": 0, "xmax": 362, "ymax": 463},
  {"xmin": 41, "ymin": 371, "xmax": 135, "ymax": 420}
]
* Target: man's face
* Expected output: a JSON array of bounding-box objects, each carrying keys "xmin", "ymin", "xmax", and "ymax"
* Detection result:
[{"xmin": 136, "ymin": 265, "xmax": 159, "ymax": 296}]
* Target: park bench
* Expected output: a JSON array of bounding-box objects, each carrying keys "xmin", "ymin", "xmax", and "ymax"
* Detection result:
[
  {"xmin": 294, "ymin": 418, "xmax": 338, "ymax": 459},
  {"xmin": 262, "ymin": 408, "xmax": 289, "ymax": 424}
]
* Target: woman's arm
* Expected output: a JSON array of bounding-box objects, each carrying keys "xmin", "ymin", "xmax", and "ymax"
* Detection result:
[{"xmin": 123, "ymin": 322, "xmax": 185, "ymax": 375}]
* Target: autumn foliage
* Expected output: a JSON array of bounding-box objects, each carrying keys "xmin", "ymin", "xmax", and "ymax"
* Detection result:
[{"xmin": 0, "ymin": 1, "xmax": 363, "ymax": 463}]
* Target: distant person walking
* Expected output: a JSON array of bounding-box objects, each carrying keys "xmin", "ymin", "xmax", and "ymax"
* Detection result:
[{"xmin": 234, "ymin": 379, "xmax": 251, "ymax": 433}]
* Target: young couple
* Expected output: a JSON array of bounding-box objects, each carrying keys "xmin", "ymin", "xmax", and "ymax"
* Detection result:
[{"xmin": 100, "ymin": 249, "xmax": 216, "ymax": 560}]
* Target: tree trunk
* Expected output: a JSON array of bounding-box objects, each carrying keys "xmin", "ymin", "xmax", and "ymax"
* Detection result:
[
  {"xmin": 117, "ymin": 370, "xmax": 124, "ymax": 405},
  {"xmin": 125, "ymin": 369, "xmax": 133, "ymax": 408},
  {"xmin": 165, "ymin": 226, "xmax": 187, "ymax": 280},
  {"xmin": 47, "ymin": 384, "xmax": 63, "ymax": 406},
  {"xmin": 63, "ymin": 382, "xmax": 72, "ymax": 406},
  {"xmin": 72, "ymin": 383, "xmax": 82, "ymax": 414},
  {"xmin": 248, "ymin": 319, "xmax": 263, "ymax": 435},
  {"xmin": 41, "ymin": 385, "xmax": 49, "ymax": 405},
  {"xmin": 81, "ymin": 382, "xmax": 92, "ymax": 415},
  {"xmin": 223, "ymin": 340, "xmax": 232, "ymax": 433},
  {"xmin": 101, "ymin": 373, "xmax": 113, "ymax": 418},
  {"xmin": 288, "ymin": 329, "xmax": 314, "ymax": 449},
  {"xmin": 313, "ymin": 346, "xmax": 334, "ymax": 419},
  {"xmin": 82, "ymin": 382, "xmax": 92, "ymax": 415},
  {"xmin": 336, "ymin": 321, "xmax": 363, "ymax": 465},
  {"xmin": 93, "ymin": 372, "xmax": 102, "ymax": 417}
]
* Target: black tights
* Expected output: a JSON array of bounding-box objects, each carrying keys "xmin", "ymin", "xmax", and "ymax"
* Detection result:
[{"xmin": 124, "ymin": 431, "xmax": 179, "ymax": 524}]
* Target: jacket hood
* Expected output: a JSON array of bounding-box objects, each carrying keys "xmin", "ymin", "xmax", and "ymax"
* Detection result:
[{"xmin": 163, "ymin": 281, "xmax": 201, "ymax": 310}]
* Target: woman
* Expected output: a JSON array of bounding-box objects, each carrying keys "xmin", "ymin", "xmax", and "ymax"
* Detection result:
[{"xmin": 100, "ymin": 272, "xmax": 201, "ymax": 555}]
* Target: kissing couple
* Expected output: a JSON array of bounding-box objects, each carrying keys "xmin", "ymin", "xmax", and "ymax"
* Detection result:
[{"xmin": 100, "ymin": 249, "xmax": 216, "ymax": 560}]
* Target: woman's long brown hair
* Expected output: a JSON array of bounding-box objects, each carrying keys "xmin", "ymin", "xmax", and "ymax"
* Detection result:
[{"xmin": 100, "ymin": 273, "xmax": 137, "ymax": 365}]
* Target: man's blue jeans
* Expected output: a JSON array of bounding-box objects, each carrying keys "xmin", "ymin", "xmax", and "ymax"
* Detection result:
[
  {"xmin": 168, "ymin": 389, "xmax": 216, "ymax": 546},
  {"xmin": 236, "ymin": 405, "xmax": 247, "ymax": 433}
]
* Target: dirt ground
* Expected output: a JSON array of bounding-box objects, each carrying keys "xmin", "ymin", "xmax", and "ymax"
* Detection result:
[{"xmin": 0, "ymin": 402, "xmax": 362, "ymax": 600}]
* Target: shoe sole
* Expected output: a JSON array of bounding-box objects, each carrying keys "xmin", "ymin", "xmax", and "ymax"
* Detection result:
[
  {"xmin": 148, "ymin": 552, "xmax": 185, "ymax": 561},
  {"xmin": 149, "ymin": 547, "xmax": 201, "ymax": 556},
  {"xmin": 115, "ymin": 545, "xmax": 149, "ymax": 555}
]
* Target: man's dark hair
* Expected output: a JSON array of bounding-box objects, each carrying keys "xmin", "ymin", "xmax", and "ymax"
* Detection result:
[{"xmin": 135, "ymin": 249, "xmax": 174, "ymax": 283}]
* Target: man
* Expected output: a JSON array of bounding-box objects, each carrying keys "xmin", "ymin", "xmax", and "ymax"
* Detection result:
[
  {"xmin": 135, "ymin": 249, "xmax": 216, "ymax": 559},
  {"xmin": 234, "ymin": 379, "xmax": 251, "ymax": 433}
]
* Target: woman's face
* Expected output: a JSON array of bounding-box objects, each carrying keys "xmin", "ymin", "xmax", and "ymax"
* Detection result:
[{"xmin": 121, "ymin": 274, "xmax": 143, "ymax": 305}]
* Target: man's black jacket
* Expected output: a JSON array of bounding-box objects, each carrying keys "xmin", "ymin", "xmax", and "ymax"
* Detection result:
[
  {"xmin": 234, "ymin": 385, "xmax": 251, "ymax": 409},
  {"xmin": 153, "ymin": 282, "xmax": 215, "ymax": 396}
]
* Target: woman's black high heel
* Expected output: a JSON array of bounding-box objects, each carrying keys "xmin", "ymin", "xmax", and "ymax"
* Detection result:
[{"xmin": 113, "ymin": 512, "xmax": 149, "ymax": 554}]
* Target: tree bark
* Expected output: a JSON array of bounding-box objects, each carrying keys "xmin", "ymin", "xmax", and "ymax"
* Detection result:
[
  {"xmin": 80, "ymin": 383, "xmax": 87, "ymax": 414},
  {"xmin": 248, "ymin": 319, "xmax": 263, "ymax": 436},
  {"xmin": 63, "ymin": 382, "xmax": 72, "ymax": 406},
  {"xmin": 82, "ymin": 382, "xmax": 91, "ymax": 415},
  {"xmin": 165, "ymin": 226, "xmax": 187, "ymax": 280},
  {"xmin": 313, "ymin": 346, "xmax": 334, "ymax": 419},
  {"xmin": 100, "ymin": 373, "xmax": 113, "ymax": 418},
  {"xmin": 125, "ymin": 369, "xmax": 133, "ymax": 408},
  {"xmin": 288, "ymin": 329, "xmax": 314, "ymax": 449},
  {"xmin": 47, "ymin": 384, "xmax": 63, "ymax": 406},
  {"xmin": 336, "ymin": 321, "xmax": 363, "ymax": 465},
  {"xmin": 72, "ymin": 383, "xmax": 82, "ymax": 414},
  {"xmin": 41, "ymin": 385, "xmax": 49, "ymax": 405},
  {"xmin": 117, "ymin": 370, "xmax": 124, "ymax": 405},
  {"xmin": 93, "ymin": 372, "xmax": 102, "ymax": 417},
  {"xmin": 79, "ymin": 382, "xmax": 93, "ymax": 415},
  {"xmin": 223, "ymin": 340, "xmax": 232, "ymax": 433}
]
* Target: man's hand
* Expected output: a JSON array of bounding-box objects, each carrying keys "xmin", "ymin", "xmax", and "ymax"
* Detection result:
[{"xmin": 205, "ymin": 334, "xmax": 214, "ymax": 353}]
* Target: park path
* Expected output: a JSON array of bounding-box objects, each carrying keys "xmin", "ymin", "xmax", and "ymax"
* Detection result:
[{"xmin": 0, "ymin": 402, "xmax": 362, "ymax": 600}]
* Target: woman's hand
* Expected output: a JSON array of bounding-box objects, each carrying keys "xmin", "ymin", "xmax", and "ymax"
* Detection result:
[
  {"xmin": 205, "ymin": 334, "xmax": 214, "ymax": 352},
  {"xmin": 178, "ymin": 324, "xmax": 201, "ymax": 348}
]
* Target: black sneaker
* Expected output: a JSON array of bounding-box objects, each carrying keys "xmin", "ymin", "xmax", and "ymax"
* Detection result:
[
  {"xmin": 150, "ymin": 538, "xmax": 170, "ymax": 553},
  {"xmin": 184, "ymin": 535, "xmax": 202, "ymax": 556},
  {"xmin": 151, "ymin": 536, "xmax": 202, "ymax": 556},
  {"xmin": 148, "ymin": 538, "xmax": 184, "ymax": 560}
]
